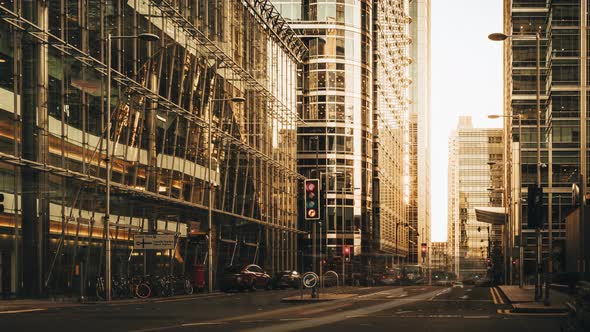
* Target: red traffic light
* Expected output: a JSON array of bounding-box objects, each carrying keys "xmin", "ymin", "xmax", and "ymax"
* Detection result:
[
  {"xmin": 421, "ymin": 243, "xmax": 427, "ymax": 252},
  {"xmin": 344, "ymin": 246, "xmax": 350, "ymax": 255},
  {"xmin": 304, "ymin": 179, "xmax": 320, "ymax": 220}
]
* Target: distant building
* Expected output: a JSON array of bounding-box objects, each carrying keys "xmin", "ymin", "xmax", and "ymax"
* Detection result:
[
  {"xmin": 447, "ymin": 117, "xmax": 503, "ymax": 280},
  {"xmin": 408, "ymin": 0, "xmax": 432, "ymax": 269},
  {"xmin": 431, "ymin": 242, "xmax": 448, "ymax": 271}
]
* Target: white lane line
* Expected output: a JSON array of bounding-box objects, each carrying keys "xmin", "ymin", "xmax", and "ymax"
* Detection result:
[
  {"xmin": 241, "ymin": 320, "xmax": 270, "ymax": 323},
  {"xmin": 395, "ymin": 310, "xmax": 414, "ymax": 314},
  {"xmin": 0, "ymin": 308, "xmax": 47, "ymax": 314},
  {"xmin": 280, "ymin": 318, "xmax": 309, "ymax": 321},
  {"xmin": 463, "ymin": 316, "xmax": 490, "ymax": 319},
  {"xmin": 181, "ymin": 322, "xmax": 226, "ymax": 326},
  {"xmin": 345, "ymin": 315, "xmax": 368, "ymax": 318},
  {"xmin": 241, "ymin": 288, "xmax": 444, "ymax": 332}
]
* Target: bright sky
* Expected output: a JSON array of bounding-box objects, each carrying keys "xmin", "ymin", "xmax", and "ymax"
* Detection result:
[{"xmin": 430, "ymin": 0, "xmax": 503, "ymax": 242}]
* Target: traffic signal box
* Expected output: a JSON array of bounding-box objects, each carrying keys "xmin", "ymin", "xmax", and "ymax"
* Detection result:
[
  {"xmin": 527, "ymin": 184, "xmax": 543, "ymax": 229},
  {"xmin": 304, "ymin": 179, "xmax": 320, "ymax": 220},
  {"xmin": 421, "ymin": 243, "xmax": 427, "ymax": 259},
  {"xmin": 343, "ymin": 246, "xmax": 351, "ymax": 261}
]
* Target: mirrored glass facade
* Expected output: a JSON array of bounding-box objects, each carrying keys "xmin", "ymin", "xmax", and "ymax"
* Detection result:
[
  {"xmin": 506, "ymin": 0, "xmax": 583, "ymax": 278},
  {"xmin": 276, "ymin": 0, "xmax": 411, "ymax": 278},
  {"xmin": 0, "ymin": 0, "xmax": 304, "ymax": 297},
  {"xmin": 448, "ymin": 117, "xmax": 503, "ymax": 280}
]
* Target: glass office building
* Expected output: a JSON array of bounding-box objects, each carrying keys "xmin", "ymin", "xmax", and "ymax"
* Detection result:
[
  {"xmin": 448, "ymin": 117, "xmax": 504, "ymax": 280},
  {"xmin": 275, "ymin": 0, "xmax": 411, "ymax": 277},
  {"xmin": 0, "ymin": 0, "xmax": 304, "ymax": 298},
  {"xmin": 505, "ymin": 0, "xmax": 584, "ymax": 279},
  {"xmin": 408, "ymin": 0, "xmax": 431, "ymax": 267}
]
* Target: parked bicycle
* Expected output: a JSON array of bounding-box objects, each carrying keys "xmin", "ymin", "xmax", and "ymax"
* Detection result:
[{"xmin": 93, "ymin": 274, "xmax": 192, "ymax": 300}]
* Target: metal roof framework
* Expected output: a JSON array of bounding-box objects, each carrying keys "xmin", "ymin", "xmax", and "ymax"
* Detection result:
[
  {"xmin": 0, "ymin": 4, "xmax": 304, "ymax": 181},
  {"xmin": 0, "ymin": 151, "xmax": 303, "ymax": 234}
]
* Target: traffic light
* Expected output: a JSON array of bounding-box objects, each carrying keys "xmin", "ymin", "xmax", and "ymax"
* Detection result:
[
  {"xmin": 0, "ymin": 193, "xmax": 4, "ymax": 213},
  {"xmin": 343, "ymin": 246, "xmax": 351, "ymax": 261},
  {"xmin": 527, "ymin": 184, "xmax": 543, "ymax": 229},
  {"xmin": 304, "ymin": 179, "xmax": 320, "ymax": 220},
  {"xmin": 421, "ymin": 243, "xmax": 427, "ymax": 258}
]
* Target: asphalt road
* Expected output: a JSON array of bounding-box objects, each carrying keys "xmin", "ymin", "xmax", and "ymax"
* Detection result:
[{"xmin": 0, "ymin": 285, "xmax": 565, "ymax": 331}]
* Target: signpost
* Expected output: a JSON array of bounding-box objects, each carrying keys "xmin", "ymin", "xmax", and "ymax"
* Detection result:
[
  {"xmin": 133, "ymin": 234, "xmax": 175, "ymax": 250},
  {"xmin": 301, "ymin": 272, "xmax": 320, "ymax": 299}
]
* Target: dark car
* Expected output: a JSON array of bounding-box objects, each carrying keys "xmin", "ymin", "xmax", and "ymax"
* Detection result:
[
  {"xmin": 272, "ymin": 270, "xmax": 301, "ymax": 289},
  {"xmin": 220, "ymin": 264, "xmax": 272, "ymax": 292}
]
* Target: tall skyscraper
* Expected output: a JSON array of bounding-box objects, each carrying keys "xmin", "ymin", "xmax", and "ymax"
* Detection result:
[
  {"xmin": 276, "ymin": 0, "xmax": 412, "ymax": 277},
  {"xmin": 504, "ymin": 0, "xmax": 585, "ymax": 280},
  {"xmin": 447, "ymin": 117, "xmax": 504, "ymax": 280},
  {"xmin": 408, "ymin": 0, "xmax": 431, "ymax": 266}
]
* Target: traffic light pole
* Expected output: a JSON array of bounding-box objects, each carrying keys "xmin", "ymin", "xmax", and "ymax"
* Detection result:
[{"xmin": 534, "ymin": 31, "xmax": 543, "ymax": 303}]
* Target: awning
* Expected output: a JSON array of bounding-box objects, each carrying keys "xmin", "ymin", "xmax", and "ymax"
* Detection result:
[{"xmin": 475, "ymin": 207, "xmax": 507, "ymax": 225}]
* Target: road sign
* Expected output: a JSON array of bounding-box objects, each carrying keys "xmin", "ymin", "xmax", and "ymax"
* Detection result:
[
  {"xmin": 133, "ymin": 234, "xmax": 175, "ymax": 250},
  {"xmin": 302, "ymin": 272, "xmax": 319, "ymax": 289}
]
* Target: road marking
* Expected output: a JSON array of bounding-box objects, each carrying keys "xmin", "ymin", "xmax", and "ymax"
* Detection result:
[
  {"xmin": 395, "ymin": 310, "xmax": 414, "ymax": 314},
  {"xmin": 0, "ymin": 308, "xmax": 47, "ymax": 314},
  {"xmin": 181, "ymin": 322, "xmax": 226, "ymax": 327},
  {"xmin": 492, "ymin": 287, "xmax": 505, "ymax": 304},
  {"xmin": 358, "ymin": 287, "xmax": 373, "ymax": 290},
  {"xmin": 459, "ymin": 295, "xmax": 470, "ymax": 300},
  {"xmin": 431, "ymin": 299, "xmax": 492, "ymax": 302},
  {"xmin": 345, "ymin": 315, "xmax": 368, "ymax": 318},
  {"xmin": 463, "ymin": 315, "xmax": 490, "ymax": 319},
  {"xmin": 240, "ymin": 320, "xmax": 269, "ymax": 323},
  {"xmin": 490, "ymin": 288, "xmax": 499, "ymax": 304},
  {"xmin": 465, "ymin": 289, "xmax": 472, "ymax": 292},
  {"xmin": 300, "ymin": 302, "xmax": 353, "ymax": 316},
  {"xmin": 429, "ymin": 287, "xmax": 451, "ymax": 300},
  {"xmin": 242, "ymin": 288, "xmax": 444, "ymax": 332},
  {"xmin": 280, "ymin": 318, "xmax": 309, "ymax": 321},
  {"xmin": 154, "ymin": 293, "xmax": 230, "ymax": 303}
]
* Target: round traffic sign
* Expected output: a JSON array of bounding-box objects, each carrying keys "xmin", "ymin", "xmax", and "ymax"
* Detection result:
[{"xmin": 302, "ymin": 272, "xmax": 319, "ymax": 288}]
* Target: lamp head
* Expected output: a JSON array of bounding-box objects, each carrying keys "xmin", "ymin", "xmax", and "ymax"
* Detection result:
[
  {"xmin": 488, "ymin": 33, "xmax": 508, "ymax": 41},
  {"xmin": 230, "ymin": 97, "xmax": 246, "ymax": 103},
  {"xmin": 137, "ymin": 33, "xmax": 160, "ymax": 42}
]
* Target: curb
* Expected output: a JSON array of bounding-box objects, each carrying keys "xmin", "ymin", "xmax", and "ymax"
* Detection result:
[
  {"xmin": 0, "ymin": 292, "xmax": 226, "ymax": 312},
  {"xmin": 82, "ymin": 291, "xmax": 226, "ymax": 305},
  {"xmin": 495, "ymin": 287, "xmax": 568, "ymax": 314}
]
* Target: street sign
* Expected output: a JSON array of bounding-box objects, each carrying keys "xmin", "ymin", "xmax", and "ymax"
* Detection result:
[
  {"xmin": 133, "ymin": 234, "xmax": 175, "ymax": 250},
  {"xmin": 302, "ymin": 272, "xmax": 319, "ymax": 289}
]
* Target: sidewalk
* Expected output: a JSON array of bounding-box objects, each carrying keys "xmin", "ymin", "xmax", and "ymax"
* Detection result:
[{"xmin": 497, "ymin": 285, "xmax": 569, "ymax": 313}]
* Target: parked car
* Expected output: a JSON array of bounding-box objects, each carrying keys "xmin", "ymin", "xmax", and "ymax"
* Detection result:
[
  {"xmin": 376, "ymin": 272, "xmax": 398, "ymax": 286},
  {"xmin": 272, "ymin": 270, "xmax": 301, "ymax": 289},
  {"xmin": 220, "ymin": 264, "xmax": 272, "ymax": 292}
]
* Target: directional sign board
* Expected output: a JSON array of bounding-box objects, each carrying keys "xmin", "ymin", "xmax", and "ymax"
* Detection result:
[
  {"xmin": 301, "ymin": 272, "xmax": 319, "ymax": 289},
  {"xmin": 133, "ymin": 234, "xmax": 175, "ymax": 250}
]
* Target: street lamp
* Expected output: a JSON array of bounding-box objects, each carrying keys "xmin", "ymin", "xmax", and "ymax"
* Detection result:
[
  {"xmin": 207, "ymin": 96, "xmax": 245, "ymax": 293},
  {"xmin": 105, "ymin": 32, "xmax": 159, "ymax": 302},
  {"xmin": 489, "ymin": 113, "xmax": 523, "ymax": 287},
  {"xmin": 489, "ymin": 31, "xmax": 544, "ymax": 301}
]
